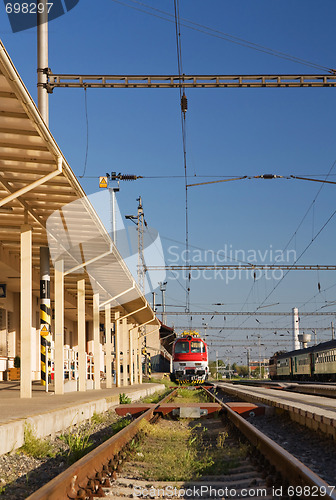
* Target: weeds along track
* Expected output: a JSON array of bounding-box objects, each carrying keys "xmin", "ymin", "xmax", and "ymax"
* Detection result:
[
  {"xmin": 106, "ymin": 414, "xmax": 271, "ymax": 499},
  {"xmin": 26, "ymin": 386, "xmax": 336, "ymax": 500}
]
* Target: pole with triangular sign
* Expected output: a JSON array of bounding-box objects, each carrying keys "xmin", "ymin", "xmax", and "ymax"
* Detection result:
[{"xmin": 40, "ymin": 247, "xmax": 51, "ymax": 391}]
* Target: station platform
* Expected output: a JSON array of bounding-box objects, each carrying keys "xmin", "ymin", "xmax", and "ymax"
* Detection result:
[
  {"xmin": 215, "ymin": 382, "xmax": 336, "ymax": 438},
  {"xmin": 231, "ymin": 379, "xmax": 336, "ymax": 398},
  {"xmin": 0, "ymin": 381, "xmax": 165, "ymax": 456}
]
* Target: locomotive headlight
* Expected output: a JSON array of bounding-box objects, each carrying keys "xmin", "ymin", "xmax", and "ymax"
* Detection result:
[
  {"xmin": 195, "ymin": 363, "xmax": 202, "ymax": 366},
  {"xmin": 179, "ymin": 363, "xmax": 186, "ymax": 366}
]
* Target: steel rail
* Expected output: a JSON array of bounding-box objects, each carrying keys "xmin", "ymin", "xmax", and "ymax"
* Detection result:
[
  {"xmin": 202, "ymin": 386, "xmax": 336, "ymax": 500},
  {"xmin": 27, "ymin": 388, "xmax": 178, "ymax": 500}
]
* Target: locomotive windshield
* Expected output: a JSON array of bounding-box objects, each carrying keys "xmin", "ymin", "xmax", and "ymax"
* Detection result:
[
  {"xmin": 174, "ymin": 341, "xmax": 190, "ymax": 353},
  {"xmin": 190, "ymin": 341, "xmax": 205, "ymax": 353}
]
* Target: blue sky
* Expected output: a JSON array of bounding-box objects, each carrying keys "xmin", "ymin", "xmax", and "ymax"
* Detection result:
[{"xmin": 1, "ymin": 1, "xmax": 336, "ymax": 361}]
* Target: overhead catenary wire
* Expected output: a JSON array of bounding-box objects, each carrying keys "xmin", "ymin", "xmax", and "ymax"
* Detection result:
[
  {"xmin": 110, "ymin": 0, "xmax": 334, "ymax": 73},
  {"xmin": 234, "ymin": 159, "xmax": 336, "ymax": 331},
  {"xmin": 173, "ymin": 0, "xmax": 191, "ymax": 320},
  {"xmin": 253, "ymin": 161, "xmax": 336, "ymax": 310},
  {"xmin": 281, "ymin": 160, "xmax": 336, "ymax": 253},
  {"xmin": 255, "ymin": 208, "xmax": 336, "ymax": 309},
  {"xmin": 79, "ymin": 172, "xmax": 336, "ymax": 180}
]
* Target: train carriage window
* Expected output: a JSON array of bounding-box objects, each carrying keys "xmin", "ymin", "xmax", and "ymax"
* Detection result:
[
  {"xmin": 190, "ymin": 341, "xmax": 204, "ymax": 353},
  {"xmin": 175, "ymin": 341, "xmax": 190, "ymax": 354}
]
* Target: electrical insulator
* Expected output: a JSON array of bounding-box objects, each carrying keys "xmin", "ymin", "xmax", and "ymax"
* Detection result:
[
  {"xmin": 181, "ymin": 94, "xmax": 188, "ymax": 113},
  {"xmin": 262, "ymin": 174, "xmax": 275, "ymax": 179},
  {"xmin": 120, "ymin": 174, "xmax": 137, "ymax": 181},
  {"xmin": 111, "ymin": 171, "xmax": 117, "ymax": 180}
]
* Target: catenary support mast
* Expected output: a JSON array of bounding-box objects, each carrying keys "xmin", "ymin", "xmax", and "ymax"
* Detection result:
[{"xmin": 37, "ymin": 0, "xmax": 49, "ymax": 125}]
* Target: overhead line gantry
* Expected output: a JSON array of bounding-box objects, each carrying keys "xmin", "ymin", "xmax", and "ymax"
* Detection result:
[{"xmin": 43, "ymin": 73, "xmax": 336, "ymax": 92}]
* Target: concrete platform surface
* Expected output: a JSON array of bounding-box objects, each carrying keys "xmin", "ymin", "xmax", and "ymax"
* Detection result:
[
  {"xmin": 216, "ymin": 382, "xmax": 336, "ymax": 438},
  {"xmin": 0, "ymin": 381, "xmax": 165, "ymax": 455}
]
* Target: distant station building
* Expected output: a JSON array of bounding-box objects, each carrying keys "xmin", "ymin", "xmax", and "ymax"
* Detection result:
[
  {"xmin": 250, "ymin": 359, "xmax": 270, "ymax": 378},
  {"xmin": 0, "ymin": 41, "xmax": 161, "ymax": 397}
]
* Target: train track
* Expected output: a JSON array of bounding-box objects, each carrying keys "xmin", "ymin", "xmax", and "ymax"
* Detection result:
[{"xmin": 27, "ymin": 386, "xmax": 336, "ymax": 500}]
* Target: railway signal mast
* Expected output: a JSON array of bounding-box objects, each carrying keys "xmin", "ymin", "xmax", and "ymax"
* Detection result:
[
  {"xmin": 99, "ymin": 172, "xmax": 139, "ymax": 245},
  {"xmin": 125, "ymin": 196, "xmax": 147, "ymax": 295}
]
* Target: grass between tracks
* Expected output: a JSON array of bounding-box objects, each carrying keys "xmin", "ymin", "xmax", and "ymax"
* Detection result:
[
  {"xmin": 169, "ymin": 387, "xmax": 209, "ymax": 403},
  {"xmin": 135, "ymin": 419, "xmax": 249, "ymax": 481},
  {"xmin": 141, "ymin": 382, "xmax": 208, "ymax": 404}
]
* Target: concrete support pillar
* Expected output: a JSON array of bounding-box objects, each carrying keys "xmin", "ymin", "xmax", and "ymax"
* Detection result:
[
  {"xmin": 134, "ymin": 329, "xmax": 139, "ymax": 384},
  {"xmin": 20, "ymin": 224, "xmax": 32, "ymax": 398},
  {"xmin": 122, "ymin": 318, "xmax": 128, "ymax": 386},
  {"xmin": 54, "ymin": 259, "xmax": 64, "ymax": 395},
  {"xmin": 133, "ymin": 326, "xmax": 137, "ymax": 384},
  {"xmin": 138, "ymin": 331, "xmax": 143, "ymax": 384},
  {"xmin": 93, "ymin": 292, "xmax": 100, "ymax": 390},
  {"xmin": 129, "ymin": 326, "xmax": 134, "ymax": 386},
  {"xmin": 105, "ymin": 303, "xmax": 112, "ymax": 388},
  {"xmin": 114, "ymin": 311, "xmax": 121, "ymax": 387},
  {"xmin": 292, "ymin": 307, "xmax": 300, "ymax": 351},
  {"xmin": 77, "ymin": 279, "xmax": 86, "ymax": 392}
]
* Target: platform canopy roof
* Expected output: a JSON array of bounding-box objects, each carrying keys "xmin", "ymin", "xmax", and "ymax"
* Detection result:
[{"xmin": 0, "ymin": 40, "xmax": 158, "ymax": 328}]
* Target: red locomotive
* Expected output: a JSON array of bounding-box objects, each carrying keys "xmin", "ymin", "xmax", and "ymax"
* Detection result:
[{"xmin": 172, "ymin": 332, "xmax": 209, "ymax": 382}]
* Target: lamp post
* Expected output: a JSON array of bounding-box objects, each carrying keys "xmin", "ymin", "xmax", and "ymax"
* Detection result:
[
  {"xmin": 260, "ymin": 343, "xmax": 265, "ymax": 379},
  {"xmin": 159, "ymin": 281, "xmax": 167, "ymax": 324}
]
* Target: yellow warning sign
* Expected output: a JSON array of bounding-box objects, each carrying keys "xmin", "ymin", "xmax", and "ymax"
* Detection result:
[
  {"xmin": 41, "ymin": 325, "xmax": 48, "ymax": 333},
  {"xmin": 99, "ymin": 176, "xmax": 108, "ymax": 188}
]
